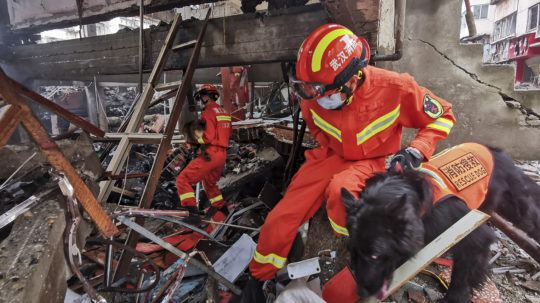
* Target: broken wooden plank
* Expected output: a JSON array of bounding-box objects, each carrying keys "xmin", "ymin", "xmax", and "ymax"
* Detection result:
[
  {"xmin": 155, "ymin": 81, "xmax": 182, "ymax": 92},
  {"xmin": 0, "ymin": 104, "xmax": 23, "ymax": 147},
  {"xmin": 7, "ymin": 77, "xmax": 105, "ymax": 137},
  {"xmin": 98, "ymin": 172, "xmax": 149, "ymax": 181},
  {"xmin": 172, "ymin": 40, "xmax": 197, "ymax": 51},
  {"xmin": 489, "ymin": 212, "xmax": 540, "ymax": 265},
  {"xmin": 0, "ymin": 67, "xmax": 119, "ymax": 237},
  {"xmin": 384, "ymin": 210, "xmax": 490, "ymax": 300},
  {"xmin": 111, "ymin": 186, "xmax": 136, "ymax": 199}
]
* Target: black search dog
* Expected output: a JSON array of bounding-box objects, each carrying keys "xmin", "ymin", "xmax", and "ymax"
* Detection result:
[
  {"xmin": 342, "ymin": 146, "xmax": 540, "ymax": 302},
  {"xmin": 182, "ymin": 119, "xmax": 211, "ymax": 161}
]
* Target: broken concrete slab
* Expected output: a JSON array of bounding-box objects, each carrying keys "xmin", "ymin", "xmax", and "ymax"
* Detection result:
[
  {"xmin": 0, "ymin": 133, "xmax": 103, "ymax": 195},
  {"xmin": 0, "ymin": 198, "xmax": 66, "ymax": 303},
  {"xmin": 218, "ymin": 147, "xmax": 283, "ymax": 196}
]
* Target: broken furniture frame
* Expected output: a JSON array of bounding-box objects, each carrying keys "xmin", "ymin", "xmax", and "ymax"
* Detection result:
[
  {"xmin": 149, "ymin": 248, "xmax": 212, "ymax": 303},
  {"xmin": 0, "ymin": 67, "xmax": 118, "ymax": 237},
  {"xmin": 117, "ymin": 215, "xmax": 241, "ymax": 294},
  {"xmin": 58, "ymin": 174, "xmax": 160, "ymax": 301}
]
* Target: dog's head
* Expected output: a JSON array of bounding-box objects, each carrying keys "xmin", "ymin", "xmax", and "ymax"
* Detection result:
[
  {"xmin": 342, "ymin": 171, "xmax": 431, "ymax": 299},
  {"xmin": 182, "ymin": 119, "xmax": 206, "ymax": 143}
]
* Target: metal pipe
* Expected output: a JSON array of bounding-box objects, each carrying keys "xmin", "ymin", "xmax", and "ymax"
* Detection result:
[
  {"xmin": 372, "ymin": 0, "xmax": 406, "ymax": 62},
  {"xmin": 0, "ymin": 152, "xmax": 37, "ymax": 190},
  {"xmin": 117, "ymin": 216, "xmax": 242, "ymax": 295},
  {"xmin": 104, "ymin": 237, "xmax": 114, "ymax": 287},
  {"xmin": 201, "ymin": 220, "xmax": 260, "ymax": 232}
]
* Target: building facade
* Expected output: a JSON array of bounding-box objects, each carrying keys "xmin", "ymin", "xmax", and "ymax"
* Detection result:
[
  {"xmin": 460, "ymin": 0, "xmax": 496, "ymax": 39},
  {"xmin": 489, "ymin": 0, "xmax": 540, "ymax": 89}
]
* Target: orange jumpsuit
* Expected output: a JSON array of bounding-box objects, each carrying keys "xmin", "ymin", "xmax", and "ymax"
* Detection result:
[
  {"xmin": 417, "ymin": 142, "xmax": 494, "ymax": 210},
  {"xmin": 250, "ymin": 66, "xmax": 456, "ymax": 280},
  {"xmin": 176, "ymin": 101, "xmax": 232, "ymax": 208}
]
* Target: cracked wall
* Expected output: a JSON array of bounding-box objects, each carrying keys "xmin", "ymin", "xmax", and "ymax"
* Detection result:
[{"xmin": 379, "ymin": 0, "xmax": 540, "ymax": 159}]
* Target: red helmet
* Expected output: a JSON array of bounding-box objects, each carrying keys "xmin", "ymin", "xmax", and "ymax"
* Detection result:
[
  {"xmin": 293, "ymin": 24, "xmax": 370, "ymax": 99},
  {"xmin": 195, "ymin": 84, "xmax": 219, "ymax": 101}
]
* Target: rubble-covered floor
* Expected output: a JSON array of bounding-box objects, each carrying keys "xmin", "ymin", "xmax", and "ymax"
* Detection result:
[{"xmin": 1, "ymin": 126, "xmax": 540, "ymax": 303}]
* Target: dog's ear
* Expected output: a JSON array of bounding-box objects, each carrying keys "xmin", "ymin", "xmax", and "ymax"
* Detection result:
[
  {"xmin": 341, "ymin": 188, "xmax": 362, "ymax": 215},
  {"xmin": 384, "ymin": 194, "xmax": 407, "ymax": 215}
]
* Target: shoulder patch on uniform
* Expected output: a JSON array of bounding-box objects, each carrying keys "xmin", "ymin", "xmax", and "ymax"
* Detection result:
[{"xmin": 423, "ymin": 94, "xmax": 443, "ymax": 118}]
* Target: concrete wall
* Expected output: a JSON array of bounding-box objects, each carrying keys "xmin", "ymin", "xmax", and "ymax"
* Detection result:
[{"xmin": 380, "ymin": 0, "xmax": 540, "ymax": 159}]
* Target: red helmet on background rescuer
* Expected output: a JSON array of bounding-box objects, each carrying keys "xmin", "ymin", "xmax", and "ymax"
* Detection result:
[
  {"xmin": 293, "ymin": 23, "xmax": 370, "ymax": 100},
  {"xmin": 194, "ymin": 84, "xmax": 220, "ymax": 101}
]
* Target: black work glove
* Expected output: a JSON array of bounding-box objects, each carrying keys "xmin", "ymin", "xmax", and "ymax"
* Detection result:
[
  {"xmin": 205, "ymin": 205, "xmax": 229, "ymax": 220},
  {"xmin": 183, "ymin": 205, "xmax": 203, "ymax": 226},
  {"xmin": 389, "ymin": 147, "xmax": 424, "ymax": 172}
]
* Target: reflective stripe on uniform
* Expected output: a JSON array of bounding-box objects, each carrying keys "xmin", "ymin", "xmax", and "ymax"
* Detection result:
[
  {"xmin": 328, "ymin": 217, "xmax": 349, "ymax": 236},
  {"xmin": 356, "ymin": 105, "xmax": 401, "ymax": 145},
  {"xmin": 209, "ymin": 194, "xmax": 223, "ymax": 204},
  {"xmin": 310, "ymin": 109, "xmax": 342, "ymax": 142},
  {"xmin": 426, "ymin": 117, "xmax": 453, "ymax": 135},
  {"xmin": 252, "ymin": 251, "xmax": 286, "ymax": 269},
  {"xmin": 180, "ymin": 192, "xmax": 195, "ymax": 201},
  {"xmin": 197, "ymin": 137, "xmax": 205, "ymax": 144},
  {"xmin": 216, "ymin": 115, "xmax": 231, "ymax": 122},
  {"xmin": 312, "ymin": 28, "xmax": 354, "ymax": 72},
  {"xmin": 417, "ymin": 166, "xmax": 447, "ymax": 189}
]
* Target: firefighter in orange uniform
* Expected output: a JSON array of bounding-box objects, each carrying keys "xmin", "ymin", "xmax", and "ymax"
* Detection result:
[
  {"xmin": 249, "ymin": 24, "xmax": 457, "ymax": 281},
  {"xmin": 176, "ymin": 84, "xmax": 232, "ymax": 215}
]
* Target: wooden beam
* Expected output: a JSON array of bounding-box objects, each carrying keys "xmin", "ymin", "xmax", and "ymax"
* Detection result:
[
  {"xmin": 489, "ymin": 212, "xmax": 540, "ymax": 265},
  {"xmin": 8, "ymin": 0, "xmax": 220, "ymax": 33},
  {"xmin": 0, "ymin": 68, "xmax": 118, "ymax": 237},
  {"xmin": 0, "ymin": 104, "xmax": 22, "ymax": 147},
  {"xmin": 4, "ymin": 5, "xmax": 329, "ymax": 82},
  {"xmin": 7, "ymin": 76, "xmax": 105, "ymax": 137}
]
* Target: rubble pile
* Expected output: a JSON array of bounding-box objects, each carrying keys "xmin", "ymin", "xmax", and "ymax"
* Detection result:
[
  {"xmin": 224, "ymin": 142, "xmax": 267, "ymax": 175},
  {"xmin": 1, "ymin": 116, "xmax": 540, "ymax": 303}
]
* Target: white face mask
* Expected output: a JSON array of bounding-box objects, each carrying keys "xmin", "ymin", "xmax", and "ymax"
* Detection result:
[{"xmin": 316, "ymin": 93, "xmax": 345, "ymax": 110}]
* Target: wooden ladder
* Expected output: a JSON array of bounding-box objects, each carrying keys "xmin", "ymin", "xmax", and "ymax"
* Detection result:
[{"xmin": 98, "ymin": 13, "xmax": 186, "ymax": 203}]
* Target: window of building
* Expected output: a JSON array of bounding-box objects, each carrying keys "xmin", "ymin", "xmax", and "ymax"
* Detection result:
[
  {"xmin": 493, "ymin": 12, "xmax": 517, "ymax": 41},
  {"xmin": 473, "ymin": 4, "xmax": 489, "ymax": 19},
  {"xmin": 528, "ymin": 4, "xmax": 539, "ymax": 32}
]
